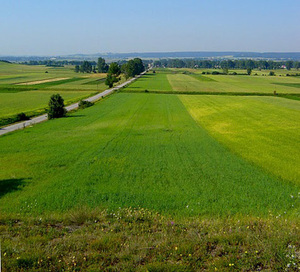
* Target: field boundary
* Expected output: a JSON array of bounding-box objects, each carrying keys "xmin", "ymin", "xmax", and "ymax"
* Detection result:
[
  {"xmin": 0, "ymin": 72, "xmax": 146, "ymax": 136},
  {"xmin": 122, "ymin": 89, "xmax": 300, "ymax": 100}
]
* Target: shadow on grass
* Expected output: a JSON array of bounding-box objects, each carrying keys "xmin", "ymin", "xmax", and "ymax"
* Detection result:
[
  {"xmin": 0, "ymin": 178, "xmax": 30, "ymax": 198},
  {"xmin": 65, "ymin": 115, "xmax": 85, "ymax": 118}
]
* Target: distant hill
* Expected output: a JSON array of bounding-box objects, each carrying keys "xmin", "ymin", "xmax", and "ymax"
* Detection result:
[{"xmin": 1, "ymin": 51, "xmax": 300, "ymax": 62}]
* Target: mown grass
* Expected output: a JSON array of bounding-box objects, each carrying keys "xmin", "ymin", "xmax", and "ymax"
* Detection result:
[
  {"xmin": 180, "ymin": 95, "xmax": 300, "ymax": 185},
  {"xmin": 0, "ymin": 93, "xmax": 299, "ymax": 217},
  {"xmin": 1, "ymin": 207, "xmax": 299, "ymax": 271}
]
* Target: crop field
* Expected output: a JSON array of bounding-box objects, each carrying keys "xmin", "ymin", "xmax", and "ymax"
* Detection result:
[
  {"xmin": 124, "ymin": 68, "xmax": 300, "ymax": 94},
  {"xmin": 0, "ymin": 93, "xmax": 299, "ymax": 217},
  {"xmin": 1, "ymin": 67, "xmax": 300, "ymax": 271},
  {"xmin": 0, "ymin": 61, "xmax": 106, "ymax": 124},
  {"xmin": 180, "ymin": 95, "xmax": 300, "ymax": 185}
]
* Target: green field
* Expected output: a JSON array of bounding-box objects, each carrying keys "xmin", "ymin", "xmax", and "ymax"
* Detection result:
[
  {"xmin": 180, "ymin": 95, "xmax": 300, "ymax": 185},
  {"xmin": 0, "ymin": 61, "xmax": 106, "ymax": 124},
  {"xmin": 1, "ymin": 93, "xmax": 299, "ymax": 217},
  {"xmin": 124, "ymin": 69, "xmax": 300, "ymax": 94},
  {"xmin": 1, "ymin": 67, "xmax": 300, "ymax": 271}
]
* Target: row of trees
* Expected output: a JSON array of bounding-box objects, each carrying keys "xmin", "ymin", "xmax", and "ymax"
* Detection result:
[
  {"xmin": 75, "ymin": 61, "xmax": 97, "ymax": 73},
  {"xmin": 153, "ymin": 59, "xmax": 300, "ymax": 70},
  {"xmin": 74, "ymin": 58, "xmax": 112, "ymax": 74},
  {"xmin": 105, "ymin": 58, "xmax": 145, "ymax": 87},
  {"xmin": 23, "ymin": 60, "xmax": 97, "ymax": 66},
  {"xmin": 121, "ymin": 58, "xmax": 145, "ymax": 79}
]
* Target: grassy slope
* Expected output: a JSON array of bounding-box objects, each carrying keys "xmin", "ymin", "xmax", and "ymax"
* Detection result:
[
  {"xmin": 180, "ymin": 95, "xmax": 300, "ymax": 185},
  {"xmin": 0, "ymin": 93, "xmax": 298, "ymax": 217}
]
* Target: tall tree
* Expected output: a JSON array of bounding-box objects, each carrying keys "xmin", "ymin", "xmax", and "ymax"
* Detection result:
[
  {"xmin": 286, "ymin": 61, "xmax": 293, "ymax": 70},
  {"xmin": 108, "ymin": 62, "xmax": 121, "ymax": 76},
  {"xmin": 80, "ymin": 61, "xmax": 92, "ymax": 73},
  {"xmin": 105, "ymin": 74, "xmax": 119, "ymax": 88},
  {"xmin": 97, "ymin": 57, "xmax": 108, "ymax": 73}
]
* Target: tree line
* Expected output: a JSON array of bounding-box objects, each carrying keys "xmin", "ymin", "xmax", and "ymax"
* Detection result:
[
  {"xmin": 104, "ymin": 58, "xmax": 145, "ymax": 87},
  {"xmin": 22, "ymin": 60, "xmax": 97, "ymax": 67},
  {"xmin": 153, "ymin": 59, "xmax": 300, "ymax": 70}
]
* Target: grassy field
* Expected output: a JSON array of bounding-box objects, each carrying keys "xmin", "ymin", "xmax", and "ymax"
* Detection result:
[
  {"xmin": 124, "ymin": 68, "xmax": 300, "ymax": 94},
  {"xmin": 180, "ymin": 95, "xmax": 300, "ymax": 185},
  {"xmin": 0, "ymin": 93, "xmax": 298, "ymax": 217},
  {"xmin": 0, "ymin": 61, "xmax": 107, "ymax": 125},
  {"xmin": 1, "ymin": 67, "xmax": 300, "ymax": 270}
]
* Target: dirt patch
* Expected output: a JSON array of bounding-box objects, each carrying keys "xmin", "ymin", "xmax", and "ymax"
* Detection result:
[{"xmin": 17, "ymin": 77, "xmax": 69, "ymax": 85}]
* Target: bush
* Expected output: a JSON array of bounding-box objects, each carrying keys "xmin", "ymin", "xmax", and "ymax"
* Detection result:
[
  {"xmin": 212, "ymin": 71, "xmax": 220, "ymax": 75},
  {"xmin": 269, "ymin": 71, "xmax": 275, "ymax": 76},
  {"xmin": 47, "ymin": 94, "xmax": 66, "ymax": 120},
  {"xmin": 78, "ymin": 100, "xmax": 94, "ymax": 109},
  {"xmin": 16, "ymin": 112, "xmax": 29, "ymax": 122}
]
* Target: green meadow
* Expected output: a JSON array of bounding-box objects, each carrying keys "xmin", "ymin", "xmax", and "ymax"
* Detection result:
[
  {"xmin": 1, "ymin": 67, "xmax": 300, "ymax": 271},
  {"xmin": 0, "ymin": 61, "xmax": 106, "ymax": 124},
  {"xmin": 124, "ymin": 68, "xmax": 300, "ymax": 94},
  {"xmin": 180, "ymin": 95, "xmax": 300, "ymax": 185},
  {"xmin": 0, "ymin": 93, "xmax": 299, "ymax": 217}
]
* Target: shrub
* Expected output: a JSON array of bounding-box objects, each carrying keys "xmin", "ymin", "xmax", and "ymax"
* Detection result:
[
  {"xmin": 269, "ymin": 71, "xmax": 275, "ymax": 76},
  {"xmin": 16, "ymin": 112, "xmax": 29, "ymax": 122},
  {"xmin": 212, "ymin": 71, "xmax": 220, "ymax": 75},
  {"xmin": 78, "ymin": 100, "xmax": 94, "ymax": 109},
  {"xmin": 47, "ymin": 94, "xmax": 66, "ymax": 120}
]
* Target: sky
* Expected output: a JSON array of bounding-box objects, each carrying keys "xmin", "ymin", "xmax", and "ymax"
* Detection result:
[{"xmin": 1, "ymin": 0, "xmax": 299, "ymax": 55}]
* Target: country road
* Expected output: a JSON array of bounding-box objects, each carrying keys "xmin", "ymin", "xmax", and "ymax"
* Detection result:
[{"xmin": 0, "ymin": 72, "xmax": 146, "ymax": 136}]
